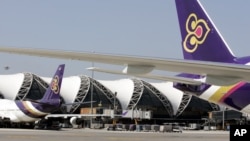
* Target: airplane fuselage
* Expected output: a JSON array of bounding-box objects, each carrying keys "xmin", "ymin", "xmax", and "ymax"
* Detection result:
[
  {"xmin": 0, "ymin": 99, "xmax": 47, "ymax": 122},
  {"xmin": 175, "ymin": 79, "xmax": 250, "ymax": 115}
]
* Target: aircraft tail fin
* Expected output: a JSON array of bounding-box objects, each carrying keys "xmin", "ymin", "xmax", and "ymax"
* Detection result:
[
  {"xmin": 40, "ymin": 64, "xmax": 65, "ymax": 106},
  {"xmin": 175, "ymin": 0, "xmax": 235, "ymax": 62}
]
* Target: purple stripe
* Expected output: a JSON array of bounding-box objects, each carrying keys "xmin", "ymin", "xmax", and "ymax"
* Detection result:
[
  {"xmin": 222, "ymin": 83, "xmax": 250, "ymax": 110},
  {"xmin": 16, "ymin": 100, "xmax": 60, "ymax": 119},
  {"xmin": 219, "ymin": 82, "xmax": 246, "ymax": 103},
  {"xmin": 32, "ymin": 101, "xmax": 60, "ymax": 113},
  {"xmin": 15, "ymin": 101, "xmax": 40, "ymax": 118}
]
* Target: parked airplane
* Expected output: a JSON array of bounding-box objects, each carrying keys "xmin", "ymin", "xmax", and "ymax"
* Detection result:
[
  {"xmin": 0, "ymin": 0, "xmax": 250, "ymax": 115},
  {"xmin": 173, "ymin": 0, "xmax": 250, "ymax": 114},
  {"xmin": 0, "ymin": 64, "xmax": 65, "ymax": 123}
]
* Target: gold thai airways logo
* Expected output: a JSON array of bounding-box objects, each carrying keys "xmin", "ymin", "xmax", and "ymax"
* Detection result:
[
  {"xmin": 51, "ymin": 75, "xmax": 59, "ymax": 94},
  {"xmin": 183, "ymin": 13, "xmax": 210, "ymax": 53}
]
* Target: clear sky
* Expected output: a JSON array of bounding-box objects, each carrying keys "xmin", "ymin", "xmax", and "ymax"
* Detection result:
[{"xmin": 0, "ymin": 0, "xmax": 250, "ymax": 80}]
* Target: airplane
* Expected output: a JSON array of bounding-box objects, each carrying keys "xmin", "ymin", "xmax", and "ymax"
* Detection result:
[
  {"xmin": 0, "ymin": 0, "xmax": 250, "ymax": 116},
  {"xmin": 0, "ymin": 64, "xmax": 65, "ymax": 124},
  {"xmin": 173, "ymin": 0, "xmax": 250, "ymax": 114}
]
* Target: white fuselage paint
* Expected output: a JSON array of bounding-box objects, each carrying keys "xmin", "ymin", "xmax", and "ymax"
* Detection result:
[
  {"xmin": 0, "ymin": 99, "xmax": 47, "ymax": 122},
  {"xmin": 199, "ymin": 85, "xmax": 220, "ymax": 101}
]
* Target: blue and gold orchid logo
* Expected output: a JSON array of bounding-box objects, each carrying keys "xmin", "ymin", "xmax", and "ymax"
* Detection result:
[
  {"xmin": 51, "ymin": 75, "xmax": 59, "ymax": 94},
  {"xmin": 183, "ymin": 13, "xmax": 210, "ymax": 53}
]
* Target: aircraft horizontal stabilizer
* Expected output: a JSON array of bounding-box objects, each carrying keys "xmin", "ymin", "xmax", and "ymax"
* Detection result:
[{"xmin": 62, "ymin": 101, "xmax": 96, "ymax": 106}]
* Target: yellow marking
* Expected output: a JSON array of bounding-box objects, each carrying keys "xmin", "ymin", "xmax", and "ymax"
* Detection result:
[
  {"xmin": 22, "ymin": 101, "xmax": 47, "ymax": 117},
  {"xmin": 208, "ymin": 85, "xmax": 236, "ymax": 103},
  {"xmin": 51, "ymin": 75, "xmax": 59, "ymax": 94}
]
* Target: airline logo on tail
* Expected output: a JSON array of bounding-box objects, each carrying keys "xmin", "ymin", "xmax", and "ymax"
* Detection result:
[
  {"xmin": 51, "ymin": 75, "xmax": 59, "ymax": 94},
  {"xmin": 183, "ymin": 13, "xmax": 210, "ymax": 53}
]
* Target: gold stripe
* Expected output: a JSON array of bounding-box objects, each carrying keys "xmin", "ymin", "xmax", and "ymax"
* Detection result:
[
  {"xmin": 22, "ymin": 101, "xmax": 47, "ymax": 117},
  {"xmin": 208, "ymin": 84, "xmax": 236, "ymax": 103}
]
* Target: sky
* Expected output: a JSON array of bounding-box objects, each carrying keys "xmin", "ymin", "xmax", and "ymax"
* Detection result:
[{"xmin": 0, "ymin": 0, "xmax": 250, "ymax": 80}]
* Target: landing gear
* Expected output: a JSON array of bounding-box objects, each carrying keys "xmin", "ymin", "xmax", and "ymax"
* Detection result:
[{"xmin": 34, "ymin": 119, "xmax": 61, "ymax": 130}]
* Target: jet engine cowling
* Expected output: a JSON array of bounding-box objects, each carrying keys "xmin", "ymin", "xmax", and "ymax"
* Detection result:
[{"xmin": 69, "ymin": 117, "xmax": 82, "ymax": 126}]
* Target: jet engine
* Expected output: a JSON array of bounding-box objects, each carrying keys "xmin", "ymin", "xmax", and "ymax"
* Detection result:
[{"xmin": 69, "ymin": 117, "xmax": 82, "ymax": 126}]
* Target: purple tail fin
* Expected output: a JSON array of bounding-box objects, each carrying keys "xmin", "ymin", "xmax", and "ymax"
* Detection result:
[
  {"xmin": 175, "ymin": 0, "xmax": 235, "ymax": 62},
  {"xmin": 40, "ymin": 64, "xmax": 65, "ymax": 105}
]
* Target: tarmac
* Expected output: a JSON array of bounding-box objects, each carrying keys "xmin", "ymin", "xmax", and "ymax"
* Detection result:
[{"xmin": 0, "ymin": 128, "xmax": 229, "ymax": 141}]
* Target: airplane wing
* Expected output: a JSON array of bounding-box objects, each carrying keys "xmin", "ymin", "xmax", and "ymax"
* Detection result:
[
  {"xmin": 44, "ymin": 114, "xmax": 111, "ymax": 119},
  {"xmin": 87, "ymin": 67, "xmax": 202, "ymax": 85},
  {"xmin": 0, "ymin": 46, "xmax": 250, "ymax": 85}
]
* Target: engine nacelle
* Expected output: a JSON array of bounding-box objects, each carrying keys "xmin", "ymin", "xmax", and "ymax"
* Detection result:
[{"xmin": 69, "ymin": 117, "xmax": 82, "ymax": 126}]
